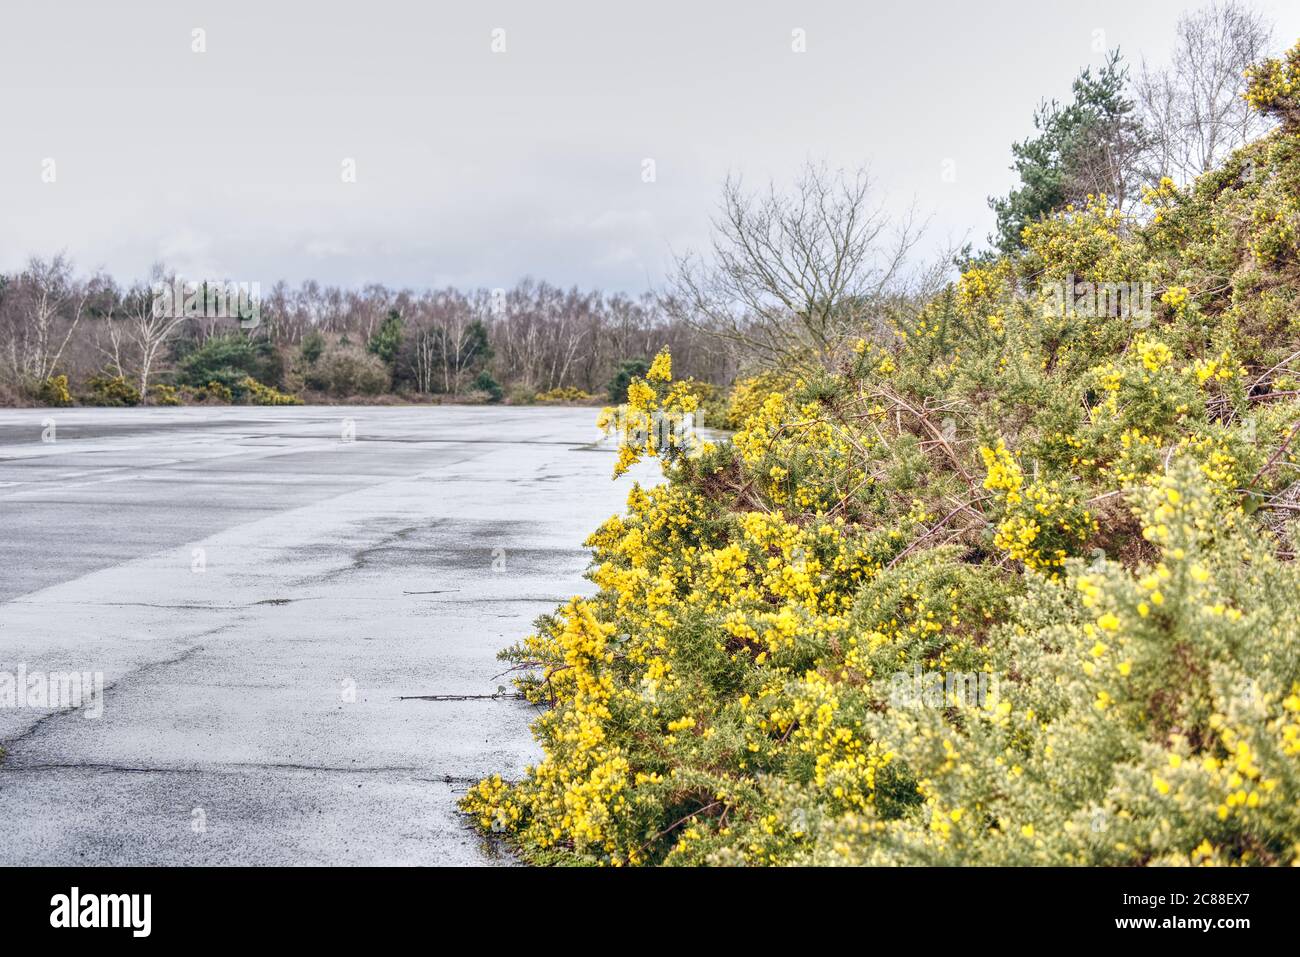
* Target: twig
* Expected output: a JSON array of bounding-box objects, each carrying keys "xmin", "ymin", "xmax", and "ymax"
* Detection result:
[
  {"xmin": 872, "ymin": 386, "xmax": 977, "ymax": 490},
  {"xmin": 637, "ymin": 800, "xmax": 723, "ymax": 855},
  {"xmin": 1086, "ymin": 489, "xmax": 1126, "ymax": 505},
  {"xmin": 1248, "ymin": 390, "xmax": 1300, "ymax": 403},
  {"xmin": 1249, "ymin": 348, "xmax": 1300, "ymax": 393},
  {"xmin": 1248, "ymin": 419, "xmax": 1300, "ymax": 490},
  {"xmin": 886, "ymin": 500, "xmax": 979, "ymax": 570}
]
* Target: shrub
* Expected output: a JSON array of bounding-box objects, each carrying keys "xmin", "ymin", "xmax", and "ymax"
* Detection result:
[
  {"xmin": 83, "ymin": 375, "xmax": 141, "ymax": 407},
  {"xmin": 725, "ymin": 371, "xmax": 790, "ymax": 429},
  {"xmin": 34, "ymin": 375, "xmax": 72, "ymax": 407},
  {"xmin": 1245, "ymin": 39, "xmax": 1300, "ymax": 128},
  {"xmin": 186, "ymin": 380, "xmax": 234, "ymax": 404},
  {"xmin": 239, "ymin": 376, "xmax": 302, "ymax": 405},
  {"xmin": 149, "ymin": 383, "xmax": 183, "ymax": 406},
  {"xmin": 669, "ymin": 378, "xmax": 723, "ymax": 428},
  {"xmin": 473, "ymin": 370, "xmax": 504, "ymax": 403},
  {"xmin": 462, "ymin": 86, "xmax": 1300, "ymax": 866},
  {"xmin": 305, "ymin": 345, "xmax": 390, "ymax": 396},
  {"xmin": 534, "ymin": 386, "xmax": 597, "ymax": 404},
  {"xmin": 177, "ymin": 333, "xmax": 283, "ymax": 393},
  {"xmin": 300, "ymin": 330, "xmax": 326, "ymax": 365},
  {"xmin": 507, "ymin": 385, "xmax": 537, "ymax": 405}
]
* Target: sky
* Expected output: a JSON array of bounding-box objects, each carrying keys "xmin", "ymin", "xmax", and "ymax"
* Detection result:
[{"xmin": 2, "ymin": 0, "xmax": 1299, "ymax": 295}]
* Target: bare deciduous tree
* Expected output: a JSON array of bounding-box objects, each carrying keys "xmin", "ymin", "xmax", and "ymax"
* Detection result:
[
  {"xmin": 1134, "ymin": 1, "xmax": 1274, "ymax": 185},
  {"xmin": 668, "ymin": 162, "xmax": 926, "ymax": 370},
  {"xmin": 0, "ymin": 255, "xmax": 88, "ymax": 385},
  {"xmin": 126, "ymin": 270, "xmax": 189, "ymax": 401}
]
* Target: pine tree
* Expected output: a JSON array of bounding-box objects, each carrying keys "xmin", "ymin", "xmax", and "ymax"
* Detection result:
[{"xmin": 989, "ymin": 51, "xmax": 1145, "ymax": 253}]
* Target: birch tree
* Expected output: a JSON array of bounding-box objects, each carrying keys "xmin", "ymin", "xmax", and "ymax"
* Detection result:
[{"xmin": 1134, "ymin": 2, "xmax": 1274, "ymax": 185}]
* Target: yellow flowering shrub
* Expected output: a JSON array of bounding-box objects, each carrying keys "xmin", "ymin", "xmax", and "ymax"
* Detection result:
[
  {"xmin": 35, "ymin": 374, "xmax": 72, "ymax": 407},
  {"xmin": 464, "ymin": 59, "xmax": 1300, "ymax": 865},
  {"xmin": 596, "ymin": 347, "xmax": 703, "ymax": 478},
  {"xmin": 534, "ymin": 386, "xmax": 598, "ymax": 404},
  {"xmin": 981, "ymin": 439, "xmax": 1095, "ymax": 573},
  {"xmin": 1244, "ymin": 39, "xmax": 1300, "ymax": 125},
  {"xmin": 239, "ymin": 376, "xmax": 302, "ymax": 406},
  {"xmin": 726, "ymin": 370, "xmax": 792, "ymax": 430},
  {"xmin": 149, "ymin": 382, "xmax": 183, "ymax": 406}
]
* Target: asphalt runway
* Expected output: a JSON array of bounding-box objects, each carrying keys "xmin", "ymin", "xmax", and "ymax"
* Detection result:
[{"xmin": 0, "ymin": 405, "xmax": 654, "ymax": 864}]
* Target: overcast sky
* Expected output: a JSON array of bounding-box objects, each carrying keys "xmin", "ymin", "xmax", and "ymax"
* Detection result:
[{"xmin": 2, "ymin": 0, "xmax": 1298, "ymax": 294}]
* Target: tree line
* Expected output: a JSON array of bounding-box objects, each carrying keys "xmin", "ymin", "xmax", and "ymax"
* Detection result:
[{"xmin": 0, "ymin": 264, "xmax": 736, "ymax": 406}]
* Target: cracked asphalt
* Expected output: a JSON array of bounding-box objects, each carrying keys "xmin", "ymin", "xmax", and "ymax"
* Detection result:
[{"xmin": 0, "ymin": 405, "xmax": 655, "ymax": 865}]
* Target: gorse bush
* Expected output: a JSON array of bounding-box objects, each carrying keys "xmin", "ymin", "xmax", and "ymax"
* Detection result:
[
  {"xmin": 34, "ymin": 374, "xmax": 72, "ymax": 407},
  {"xmin": 239, "ymin": 376, "xmax": 302, "ymax": 406},
  {"xmin": 725, "ymin": 371, "xmax": 790, "ymax": 430},
  {"xmin": 149, "ymin": 383, "xmax": 182, "ymax": 406},
  {"xmin": 83, "ymin": 374, "xmax": 141, "ymax": 407},
  {"xmin": 669, "ymin": 377, "xmax": 724, "ymax": 429},
  {"xmin": 190, "ymin": 380, "xmax": 234, "ymax": 404},
  {"xmin": 462, "ymin": 70, "xmax": 1300, "ymax": 866},
  {"xmin": 535, "ymin": 386, "xmax": 597, "ymax": 404}
]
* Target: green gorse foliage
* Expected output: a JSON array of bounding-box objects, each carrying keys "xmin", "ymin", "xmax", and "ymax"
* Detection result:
[{"xmin": 463, "ymin": 52, "xmax": 1300, "ymax": 866}]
